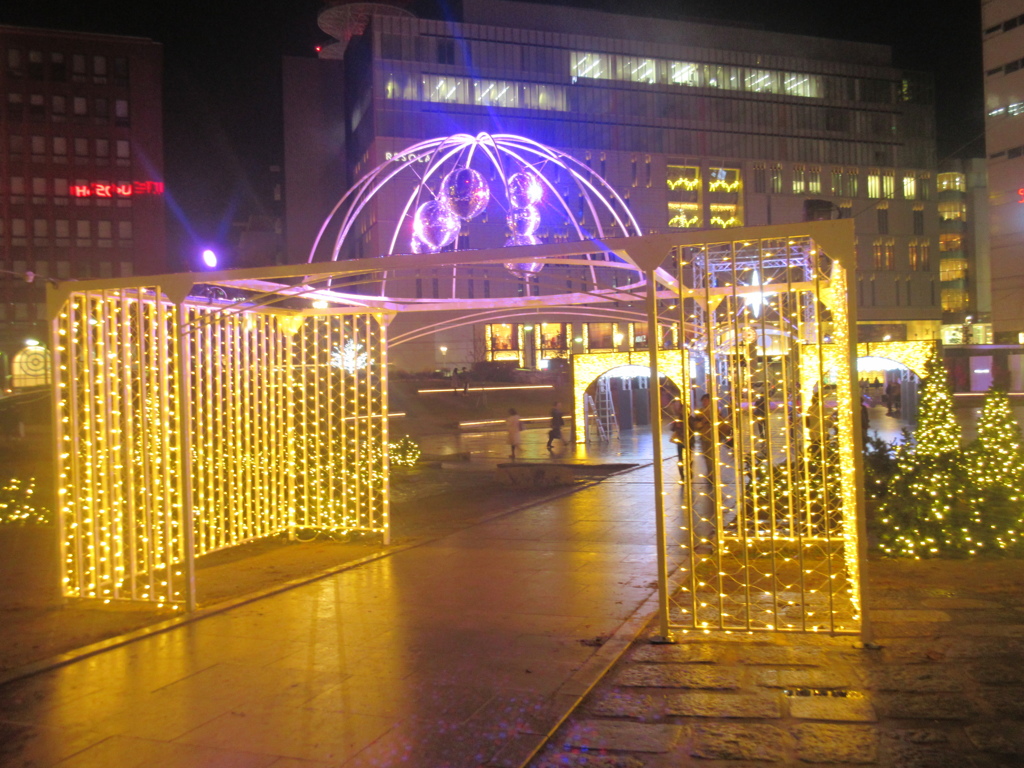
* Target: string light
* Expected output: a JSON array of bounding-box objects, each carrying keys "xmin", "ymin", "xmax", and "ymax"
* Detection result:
[{"xmin": 56, "ymin": 290, "xmax": 389, "ymax": 605}]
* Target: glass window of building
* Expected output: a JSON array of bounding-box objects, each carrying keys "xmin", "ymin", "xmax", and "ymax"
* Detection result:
[
  {"xmin": 71, "ymin": 54, "xmax": 86, "ymax": 80},
  {"xmin": 623, "ymin": 56, "xmax": 657, "ymax": 83},
  {"xmin": 489, "ymin": 323, "xmax": 517, "ymax": 350},
  {"xmin": 52, "ymin": 95, "xmax": 66, "ymax": 116},
  {"xmin": 33, "ymin": 218, "xmax": 48, "ymax": 239},
  {"xmin": 540, "ymin": 323, "xmax": 566, "ymax": 349},
  {"xmin": 877, "ymin": 205, "xmax": 889, "ymax": 234},
  {"xmin": 707, "ymin": 167, "xmax": 741, "ymax": 192},
  {"xmin": 27, "ymin": 50, "xmax": 43, "ymax": 77},
  {"xmin": 831, "ymin": 169, "xmax": 842, "ymax": 195},
  {"xmin": 50, "ymin": 52, "xmax": 66, "ymax": 81},
  {"xmin": 114, "ymin": 99, "xmax": 129, "ymax": 124},
  {"xmin": 668, "ymin": 202, "xmax": 701, "ymax": 228},
  {"xmin": 710, "ymin": 203, "xmax": 741, "ymax": 228},
  {"xmin": 753, "ymin": 164, "xmax": 766, "ymax": 193},
  {"xmin": 807, "ymin": 168, "xmax": 821, "ymax": 194},
  {"xmin": 73, "ymin": 96, "xmax": 87, "ymax": 116},
  {"xmin": 571, "ymin": 52, "xmax": 609, "ymax": 80},
  {"xmin": 867, "ymin": 172, "xmax": 881, "ymax": 199},
  {"xmin": 55, "ymin": 219, "xmax": 70, "ymax": 239},
  {"xmin": 940, "ymin": 258, "xmax": 967, "ymax": 281},
  {"xmin": 939, "ymin": 233, "xmax": 962, "ymax": 252},
  {"xmin": 667, "ymin": 165, "xmax": 700, "ymax": 191},
  {"xmin": 118, "ymin": 221, "xmax": 133, "ymax": 240},
  {"xmin": 587, "ymin": 323, "xmax": 616, "ymax": 349},
  {"xmin": 770, "ymin": 165, "xmax": 782, "ymax": 193},
  {"xmin": 882, "ymin": 172, "xmax": 895, "ymax": 199},
  {"xmin": 937, "ymin": 172, "xmax": 965, "ymax": 192},
  {"xmin": 902, "ymin": 175, "xmax": 917, "ymax": 199},
  {"xmin": 913, "ymin": 208, "xmax": 925, "ymax": 235},
  {"xmin": 474, "ymin": 79, "xmax": 518, "ymax": 108},
  {"xmin": 939, "ymin": 200, "xmax": 966, "ymax": 221},
  {"xmin": 792, "ymin": 166, "xmax": 805, "ymax": 194}
]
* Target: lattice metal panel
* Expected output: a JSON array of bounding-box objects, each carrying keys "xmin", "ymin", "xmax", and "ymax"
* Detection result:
[{"xmin": 669, "ymin": 235, "xmax": 860, "ymax": 634}]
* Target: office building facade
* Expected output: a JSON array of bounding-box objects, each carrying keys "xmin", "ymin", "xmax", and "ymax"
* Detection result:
[
  {"xmin": 286, "ymin": 0, "xmax": 940, "ymax": 371},
  {"xmin": 0, "ymin": 25, "xmax": 165, "ymax": 388},
  {"xmin": 983, "ymin": 0, "xmax": 1024, "ymax": 341}
]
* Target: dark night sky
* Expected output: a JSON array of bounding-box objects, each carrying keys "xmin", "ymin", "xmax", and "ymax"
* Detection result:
[{"xmin": 1, "ymin": 0, "xmax": 984, "ymax": 262}]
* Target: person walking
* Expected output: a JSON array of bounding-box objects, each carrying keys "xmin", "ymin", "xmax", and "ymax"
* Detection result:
[
  {"xmin": 506, "ymin": 408, "xmax": 522, "ymax": 460},
  {"xmin": 546, "ymin": 401, "xmax": 565, "ymax": 451},
  {"xmin": 689, "ymin": 393, "xmax": 717, "ymax": 487},
  {"xmin": 461, "ymin": 366, "xmax": 470, "ymax": 394}
]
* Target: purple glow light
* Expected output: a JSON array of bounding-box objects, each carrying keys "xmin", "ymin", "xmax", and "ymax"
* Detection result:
[
  {"xmin": 503, "ymin": 234, "xmax": 544, "ymax": 275},
  {"xmin": 413, "ymin": 200, "xmax": 460, "ymax": 250},
  {"xmin": 507, "ymin": 206, "xmax": 541, "ymax": 237},
  {"xmin": 440, "ymin": 168, "xmax": 490, "ymax": 220},
  {"xmin": 201, "ymin": 249, "xmax": 218, "ymax": 268},
  {"xmin": 507, "ymin": 171, "xmax": 543, "ymax": 208}
]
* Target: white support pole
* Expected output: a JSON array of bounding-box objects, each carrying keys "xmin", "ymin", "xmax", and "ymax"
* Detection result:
[
  {"xmin": 646, "ymin": 268, "xmax": 673, "ymax": 643},
  {"xmin": 177, "ymin": 303, "xmax": 197, "ymax": 612}
]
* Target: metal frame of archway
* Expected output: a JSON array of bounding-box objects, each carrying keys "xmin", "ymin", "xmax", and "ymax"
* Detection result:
[{"xmin": 47, "ymin": 220, "xmax": 863, "ymax": 639}]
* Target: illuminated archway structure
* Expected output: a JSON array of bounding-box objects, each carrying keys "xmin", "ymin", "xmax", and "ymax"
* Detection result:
[{"xmin": 48, "ymin": 218, "xmax": 862, "ymax": 641}]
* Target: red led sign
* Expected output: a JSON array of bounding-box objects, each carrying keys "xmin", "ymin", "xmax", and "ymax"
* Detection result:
[
  {"xmin": 1018, "ymin": 187, "xmax": 1024, "ymax": 204},
  {"xmin": 70, "ymin": 181, "xmax": 164, "ymax": 198}
]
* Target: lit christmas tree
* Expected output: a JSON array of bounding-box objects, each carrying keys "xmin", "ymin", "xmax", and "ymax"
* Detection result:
[
  {"xmin": 962, "ymin": 387, "xmax": 1024, "ymax": 552},
  {"xmin": 969, "ymin": 387, "xmax": 1024, "ymax": 492},
  {"xmin": 878, "ymin": 351, "xmax": 967, "ymax": 557}
]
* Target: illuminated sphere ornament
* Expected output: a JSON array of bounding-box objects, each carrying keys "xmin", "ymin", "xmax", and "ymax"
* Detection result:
[
  {"xmin": 440, "ymin": 168, "xmax": 490, "ymax": 220},
  {"xmin": 410, "ymin": 236, "xmax": 432, "ymax": 254},
  {"xmin": 504, "ymin": 234, "xmax": 544, "ymax": 275},
  {"xmin": 507, "ymin": 206, "xmax": 541, "ymax": 237},
  {"xmin": 507, "ymin": 171, "xmax": 543, "ymax": 208},
  {"xmin": 413, "ymin": 200, "xmax": 460, "ymax": 250}
]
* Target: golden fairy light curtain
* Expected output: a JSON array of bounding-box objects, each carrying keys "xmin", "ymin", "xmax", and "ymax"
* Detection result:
[
  {"xmin": 668, "ymin": 234, "xmax": 861, "ymax": 634},
  {"xmin": 53, "ymin": 287, "xmax": 388, "ymax": 607}
]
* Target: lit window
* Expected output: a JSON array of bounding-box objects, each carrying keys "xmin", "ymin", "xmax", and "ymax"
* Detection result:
[
  {"xmin": 902, "ymin": 175, "xmax": 917, "ymax": 199},
  {"xmin": 939, "ymin": 200, "xmax": 966, "ymax": 221},
  {"xmin": 709, "ymin": 203, "xmax": 741, "ymax": 228},
  {"xmin": 668, "ymin": 202, "xmax": 701, "ymax": 228},
  {"xmin": 882, "ymin": 172, "xmax": 895, "ymax": 199},
  {"xmin": 792, "ymin": 166, "xmax": 805, "ymax": 195},
  {"xmin": 867, "ymin": 173, "xmax": 881, "ymax": 198},
  {"xmin": 937, "ymin": 172, "xmax": 965, "ymax": 192},
  {"xmin": 667, "ymin": 165, "xmax": 700, "ymax": 191},
  {"xmin": 807, "ymin": 168, "xmax": 821, "ymax": 194},
  {"xmin": 570, "ymin": 52, "xmax": 609, "ymax": 80},
  {"xmin": 939, "ymin": 233, "xmax": 962, "ymax": 252},
  {"xmin": 707, "ymin": 167, "xmax": 741, "ymax": 192},
  {"xmin": 474, "ymin": 79, "xmax": 519, "ymax": 108}
]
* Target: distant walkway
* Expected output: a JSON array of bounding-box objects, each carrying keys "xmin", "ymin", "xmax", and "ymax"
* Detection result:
[{"xmin": 0, "ymin": 461, "xmax": 682, "ymax": 767}]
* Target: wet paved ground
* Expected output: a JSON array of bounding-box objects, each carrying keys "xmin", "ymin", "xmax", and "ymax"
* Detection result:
[
  {"xmin": 530, "ymin": 569, "xmax": 1024, "ymax": 768},
  {"xmin": 0, "ymin": 435, "xmax": 682, "ymax": 768},
  {"xmin": 5, "ymin": 420, "xmax": 1021, "ymax": 767}
]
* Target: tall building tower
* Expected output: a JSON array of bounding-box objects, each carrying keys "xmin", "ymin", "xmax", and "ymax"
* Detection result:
[
  {"xmin": 285, "ymin": 0, "xmax": 941, "ymax": 370},
  {"xmin": 982, "ymin": 1, "xmax": 1024, "ymax": 342},
  {"xmin": 0, "ymin": 26, "xmax": 166, "ymax": 388},
  {"xmin": 937, "ymin": 158, "xmax": 991, "ymax": 345}
]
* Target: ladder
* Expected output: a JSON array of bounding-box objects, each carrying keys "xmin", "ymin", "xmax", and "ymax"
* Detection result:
[
  {"xmin": 584, "ymin": 394, "xmax": 607, "ymax": 443},
  {"xmin": 585, "ymin": 377, "xmax": 619, "ymax": 443}
]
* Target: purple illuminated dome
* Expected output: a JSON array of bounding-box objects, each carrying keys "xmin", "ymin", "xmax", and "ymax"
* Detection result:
[
  {"xmin": 312, "ymin": 132, "xmax": 644, "ymax": 290},
  {"xmin": 413, "ymin": 200, "xmax": 460, "ymax": 251},
  {"xmin": 440, "ymin": 168, "xmax": 491, "ymax": 220}
]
